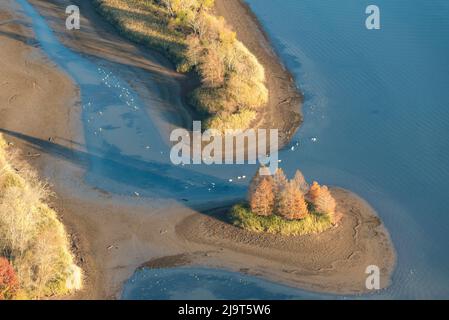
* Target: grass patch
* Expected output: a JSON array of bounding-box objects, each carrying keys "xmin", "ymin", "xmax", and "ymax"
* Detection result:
[
  {"xmin": 93, "ymin": 0, "xmax": 268, "ymax": 131},
  {"xmin": 230, "ymin": 203, "xmax": 333, "ymax": 236},
  {"xmin": 0, "ymin": 135, "xmax": 82, "ymax": 299}
]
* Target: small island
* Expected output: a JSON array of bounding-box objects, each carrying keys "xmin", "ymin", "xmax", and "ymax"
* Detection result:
[
  {"xmin": 174, "ymin": 168, "xmax": 396, "ymax": 294},
  {"xmin": 231, "ymin": 168, "xmax": 342, "ymax": 236}
]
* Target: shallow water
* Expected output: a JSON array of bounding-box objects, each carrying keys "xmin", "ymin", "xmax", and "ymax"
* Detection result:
[
  {"xmin": 16, "ymin": 0, "xmax": 449, "ymax": 299},
  {"xmin": 15, "ymin": 0, "xmax": 244, "ymax": 202},
  {"xmin": 121, "ymin": 267, "xmax": 333, "ymax": 300}
]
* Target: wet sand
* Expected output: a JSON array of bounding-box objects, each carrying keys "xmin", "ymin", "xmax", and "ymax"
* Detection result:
[{"xmin": 0, "ymin": 0, "xmax": 395, "ymax": 298}]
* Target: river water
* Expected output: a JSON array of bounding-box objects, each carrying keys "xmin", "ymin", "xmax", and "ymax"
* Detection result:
[{"xmin": 16, "ymin": 0, "xmax": 449, "ymax": 299}]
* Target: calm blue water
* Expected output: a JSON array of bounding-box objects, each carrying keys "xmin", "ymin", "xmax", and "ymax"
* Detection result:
[
  {"xmin": 243, "ymin": 0, "xmax": 449, "ymax": 298},
  {"xmin": 15, "ymin": 0, "xmax": 449, "ymax": 299}
]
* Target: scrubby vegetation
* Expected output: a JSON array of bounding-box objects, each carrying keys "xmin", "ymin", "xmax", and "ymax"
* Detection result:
[
  {"xmin": 93, "ymin": 0, "xmax": 268, "ymax": 130},
  {"xmin": 231, "ymin": 168, "xmax": 342, "ymax": 236},
  {"xmin": 0, "ymin": 135, "xmax": 81, "ymax": 299}
]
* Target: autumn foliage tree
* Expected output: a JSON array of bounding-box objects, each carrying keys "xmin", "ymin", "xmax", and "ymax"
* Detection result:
[
  {"xmin": 277, "ymin": 182, "xmax": 309, "ymax": 220},
  {"xmin": 237, "ymin": 167, "xmax": 342, "ymax": 235},
  {"xmin": 248, "ymin": 168, "xmax": 262, "ymax": 200},
  {"xmin": 248, "ymin": 168, "xmax": 339, "ymax": 223},
  {"xmin": 0, "ymin": 257, "xmax": 18, "ymax": 300},
  {"xmin": 160, "ymin": 0, "xmax": 214, "ymax": 18},
  {"xmin": 307, "ymin": 181, "xmax": 338, "ymax": 222},
  {"xmin": 306, "ymin": 181, "xmax": 321, "ymax": 203},
  {"xmin": 272, "ymin": 168, "xmax": 288, "ymax": 195},
  {"xmin": 250, "ymin": 178, "xmax": 275, "ymax": 216},
  {"xmin": 292, "ymin": 170, "xmax": 309, "ymax": 193},
  {"xmin": 199, "ymin": 47, "xmax": 226, "ymax": 87},
  {"xmin": 314, "ymin": 186, "xmax": 337, "ymax": 215}
]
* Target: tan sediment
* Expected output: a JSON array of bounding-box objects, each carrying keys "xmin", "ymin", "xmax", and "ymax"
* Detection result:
[{"xmin": 0, "ymin": 0, "xmax": 395, "ymax": 299}]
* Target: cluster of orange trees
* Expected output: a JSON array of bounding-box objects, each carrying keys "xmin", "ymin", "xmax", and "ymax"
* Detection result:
[{"xmin": 249, "ymin": 168, "xmax": 338, "ymax": 222}]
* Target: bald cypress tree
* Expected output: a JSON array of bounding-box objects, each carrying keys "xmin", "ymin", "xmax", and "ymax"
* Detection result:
[
  {"xmin": 277, "ymin": 182, "xmax": 309, "ymax": 220},
  {"xmin": 306, "ymin": 181, "xmax": 321, "ymax": 203},
  {"xmin": 306, "ymin": 182, "xmax": 338, "ymax": 222},
  {"xmin": 248, "ymin": 169, "xmax": 262, "ymax": 200},
  {"xmin": 292, "ymin": 170, "xmax": 309, "ymax": 193},
  {"xmin": 272, "ymin": 168, "xmax": 287, "ymax": 193},
  {"xmin": 314, "ymin": 185, "xmax": 336, "ymax": 215},
  {"xmin": 250, "ymin": 178, "xmax": 275, "ymax": 216}
]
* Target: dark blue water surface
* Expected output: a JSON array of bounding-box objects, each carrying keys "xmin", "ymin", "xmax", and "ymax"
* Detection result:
[
  {"xmin": 243, "ymin": 0, "xmax": 449, "ymax": 298},
  {"xmin": 16, "ymin": 0, "xmax": 449, "ymax": 299}
]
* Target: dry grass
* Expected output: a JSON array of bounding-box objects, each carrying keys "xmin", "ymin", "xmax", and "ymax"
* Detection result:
[
  {"xmin": 205, "ymin": 108, "xmax": 256, "ymax": 132},
  {"xmin": 93, "ymin": 0, "xmax": 186, "ymax": 62},
  {"xmin": 0, "ymin": 135, "xmax": 82, "ymax": 299},
  {"xmin": 93, "ymin": 0, "xmax": 268, "ymax": 131}
]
